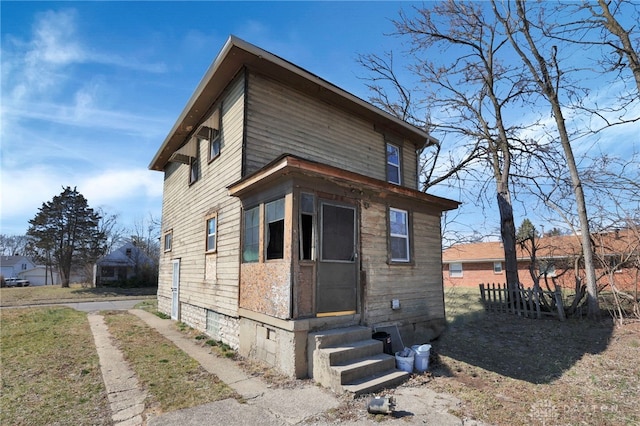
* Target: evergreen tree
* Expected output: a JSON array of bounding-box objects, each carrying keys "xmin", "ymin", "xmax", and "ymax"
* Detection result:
[{"xmin": 27, "ymin": 187, "xmax": 105, "ymax": 287}]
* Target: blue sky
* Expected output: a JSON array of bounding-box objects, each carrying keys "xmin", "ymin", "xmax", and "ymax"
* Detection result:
[
  {"xmin": 1, "ymin": 1, "xmax": 416, "ymax": 236},
  {"xmin": 2, "ymin": 1, "xmax": 638, "ymax": 241}
]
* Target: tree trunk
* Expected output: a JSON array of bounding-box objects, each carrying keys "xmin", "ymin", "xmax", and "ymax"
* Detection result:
[
  {"xmin": 513, "ymin": 0, "xmax": 600, "ymax": 318},
  {"xmin": 497, "ymin": 190, "xmax": 520, "ymax": 291}
]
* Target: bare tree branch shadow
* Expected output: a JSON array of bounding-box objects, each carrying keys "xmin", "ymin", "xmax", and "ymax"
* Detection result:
[{"xmin": 430, "ymin": 310, "xmax": 614, "ymax": 384}]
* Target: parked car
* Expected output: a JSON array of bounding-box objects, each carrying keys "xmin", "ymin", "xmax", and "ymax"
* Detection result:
[{"xmin": 3, "ymin": 277, "xmax": 30, "ymax": 287}]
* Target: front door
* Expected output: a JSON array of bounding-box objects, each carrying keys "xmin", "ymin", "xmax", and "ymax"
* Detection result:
[
  {"xmin": 171, "ymin": 259, "xmax": 180, "ymax": 320},
  {"xmin": 316, "ymin": 202, "xmax": 357, "ymax": 315}
]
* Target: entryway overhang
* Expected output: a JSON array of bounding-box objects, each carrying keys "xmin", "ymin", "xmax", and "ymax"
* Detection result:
[{"xmin": 228, "ymin": 154, "xmax": 460, "ymax": 212}]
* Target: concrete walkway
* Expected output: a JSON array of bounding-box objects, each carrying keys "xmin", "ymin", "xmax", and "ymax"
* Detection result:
[
  {"xmin": 88, "ymin": 313, "xmax": 147, "ymax": 426},
  {"xmin": 88, "ymin": 308, "xmax": 479, "ymax": 425}
]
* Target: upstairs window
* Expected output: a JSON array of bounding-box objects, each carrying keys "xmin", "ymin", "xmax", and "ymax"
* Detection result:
[
  {"xmin": 243, "ymin": 207, "xmax": 260, "ymax": 263},
  {"xmin": 164, "ymin": 231, "xmax": 173, "ymax": 252},
  {"xmin": 386, "ymin": 143, "xmax": 401, "ymax": 185},
  {"xmin": 266, "ymin": 198, "xmax": 285, "ymax": 260},
  {"xmin": 208, "ymin": 106, "xmax": 222, "ymax": 162},
  {"xmin": 389, "ymin": 207, "xmax": 410, "ymax": 262},
  {"xmin": 449, "ymin": 262, "xmax": 463, "ymax": 277},
  {"xmin": 189, "ymin": 154, "xmax": 199, "ymax": 185},
  {"xmin": 206, "ymin": 215, "xmax": 217, "ymax": 252}
]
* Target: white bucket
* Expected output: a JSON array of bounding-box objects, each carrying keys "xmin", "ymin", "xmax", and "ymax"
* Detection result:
[
  {"xmin": 395, "ymin": 348, "xmax": 414, "ymax": 373},
  {"xmin": 412, "ymin": 344, "xmax": 431, "ymax": 373}
]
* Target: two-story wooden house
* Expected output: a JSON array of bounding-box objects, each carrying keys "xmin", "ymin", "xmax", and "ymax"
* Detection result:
[{"xmin": 149, "ymin": 36, "xmax": 459, "ymax": 393}]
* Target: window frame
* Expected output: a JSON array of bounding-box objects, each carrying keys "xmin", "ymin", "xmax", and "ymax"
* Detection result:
[
  {"xmin": 242, "ymin": 206, "xmax": 260, "ymax": 263},
  {"xmin": 538, "ymin": 261, "xmax": 556, "ymax": 277},
  {"xmin": 205, "ymin": 214, "xmax": 217, "ymax": 253},
  {"xmin": 188, "ymin": 152, "xmax": 199, "ymax": 185},
  {"xmin": 163, "ymin": 230, "xmax": 173, "ymax": 252},
  {"xmin": 208, "ymin": 106, "xmax": 222, "ymax": 163},
  {"xmin": 493, "ymin": 261, "xmax": 503, "ymax": 274},
  {"xmin": 265, "ymin": 198, "xmax": 285, "ymax": 261},
  {"xmin": 389, "ymin": 207, "xmax": 410, "ymax": 263},
  {"xmin": 449, "ymin": 262, "xmax": 463, "ymax": 278},
  {"xmin": 299, "ymin": 193, "xmax": 316, "ymax": 261},
  {"xmin": 386, "ymin": 143, "xmax": 402, "ymax": 185}
]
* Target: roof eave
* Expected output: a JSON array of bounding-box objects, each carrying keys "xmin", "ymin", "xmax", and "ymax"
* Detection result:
[{"xmin": 149, "ymin": 36, "xmax": 435, "ymax": 172}]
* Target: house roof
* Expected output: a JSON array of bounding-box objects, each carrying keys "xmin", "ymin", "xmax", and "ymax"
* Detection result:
[
  {"xmin": 0, "ymin": 256, "xmax": 33, "ymax": 268},
  {"xmin": 149, "ymin": 35, "xmax": 437, "ymax": 171},
  {"xmin": 442, "ymin": 229, "xmax": 638, "ymax": 263},
  {"xmin": 228, "ymin": 154, "xmax": 460, "ymax": 211},
  {"xmin": 97, "ymin": 242, "xmax": 153, "ymax": 267}
]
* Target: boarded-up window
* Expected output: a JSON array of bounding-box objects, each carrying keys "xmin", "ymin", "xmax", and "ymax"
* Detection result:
[
  {"xmin": 266, "ymin": 199, "xmax": 285, "ymax": 260},
  {"xmin": 243, "ymin": 207, "xmax": 259, "ymax": 263}
]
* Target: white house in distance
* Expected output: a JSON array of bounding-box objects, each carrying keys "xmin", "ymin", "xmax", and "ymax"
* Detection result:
[
  {"xmin": 149, "ymin": 36, "xmax": 459, "ymax": 394},
  {"xmin": 0, "ymin": 255, "xmax": 35, "ymax": 278}
]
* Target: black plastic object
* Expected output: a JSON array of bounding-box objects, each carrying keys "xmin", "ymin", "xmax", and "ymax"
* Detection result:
[{"xmin": 372, "ymin": 331, "xmax": 393, "ymax": 355}]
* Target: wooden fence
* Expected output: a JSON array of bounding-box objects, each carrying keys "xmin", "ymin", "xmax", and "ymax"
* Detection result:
[{"xmin": 479, "ymin": 283, "xmax": 566, "ymax": 321}]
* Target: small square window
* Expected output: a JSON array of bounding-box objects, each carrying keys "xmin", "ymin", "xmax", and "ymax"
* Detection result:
[
  {"xmin": 206, "ymin": 216, "xmax": 217, "ymax": 252},
  {"xmin": 493, "ymin": 262, "xmax": 502, "ymax": 273},
  {"xmin": 164, "ymin": 231, "xmax": 173, "ymax": 252},
  {"xmin": 449, "ymin": 262, "xmax": 463, "ymax": 277}
]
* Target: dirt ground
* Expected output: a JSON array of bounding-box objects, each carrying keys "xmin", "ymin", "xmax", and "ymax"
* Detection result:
[{"xmin": 419, "ymin": 314, "xmax": 640, "ymax": 425}]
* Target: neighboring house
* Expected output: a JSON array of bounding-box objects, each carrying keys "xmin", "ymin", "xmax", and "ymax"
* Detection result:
[
  {"xmin": 149, "ymin": 36, "xmax": 459, "ymax": 387},
  {"xmin": 95, "ymin": 242, "xmax": 155, "ymax": 286},
  {"xmin": 443, "ymin": 229, "xmax": 639, "ymax": 292},
  {"xmin": 19, "ymin": 266, "xmax": 61, "ymax": 286},
  {"xmin": 0, "ymin": 256, "xmax": 36, "ymax": 279}
]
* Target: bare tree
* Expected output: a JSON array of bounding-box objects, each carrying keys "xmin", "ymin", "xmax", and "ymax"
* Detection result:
[
  {"xmin": 492, "ymin": 0, "xmax": 602, "ymax": 318},
  {"xmin": 0, "ymin": 235, "xmax": 28, "ymax": 256},
  {"xmin": 359, "ymin": 1, "xmax": 538, "ymax": 290}
]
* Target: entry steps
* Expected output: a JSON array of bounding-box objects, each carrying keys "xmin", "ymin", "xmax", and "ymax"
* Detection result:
[{"xmin": 308, "ymin": 326, "xmax": 409, "ymax": 396}]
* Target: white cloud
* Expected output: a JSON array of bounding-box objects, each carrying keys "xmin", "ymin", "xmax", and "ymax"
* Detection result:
[
  {"xmin": 0, "ymin": 165, "xmax": 163, "ymax": 235},
  {"xmin": 80, "ymin": 169, "xmax": 164, "ymax": 205}
]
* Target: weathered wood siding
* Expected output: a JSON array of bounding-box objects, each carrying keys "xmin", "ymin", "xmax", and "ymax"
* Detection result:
[
  {"xmin": 360, "ymin": 201, "xmax": 445, "ymax": 325},
  {"xmin": 158, "ymin": 74, "xmax": 245, "ymax": 318},
  {"xmin": 245, "ymin": 72, "xmax": 419, "ymax": 189}
]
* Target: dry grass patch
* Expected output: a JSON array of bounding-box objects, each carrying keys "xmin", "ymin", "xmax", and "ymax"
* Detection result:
[
  {"xmin": 427, "ymin": 288, "xmax": 640, "ymax": 425},
  {"xmin": 0, "ymin": 283, "xmax": 156, "ymax": 306},
  {"xmin": 103, "ymin": 311, "xmax": 240, "ymax": 414},
  {"xmin": 0, "ymin": 307, "xmax": 110, "ymax": 425}
]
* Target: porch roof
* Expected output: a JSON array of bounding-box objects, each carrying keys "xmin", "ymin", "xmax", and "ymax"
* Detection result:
[{"xmin": 228, "ymin": 155, "xmax": 460, "ymax": 212}]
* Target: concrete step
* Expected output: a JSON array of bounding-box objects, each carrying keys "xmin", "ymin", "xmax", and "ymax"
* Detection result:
[
  {"xmin": 310, "ymin": 326, "xmax": 373, "ymax": 349},
  {"xmin": 331, "ymin": 353, "xmax": 396, "ymax": 386},
  {"xmin": 318, "ymin": 339, "xmax": 383, "ymax": 365},
  {"xmin": 342, "ymin": 369, "xmax": 410, "ymax": 397}
]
